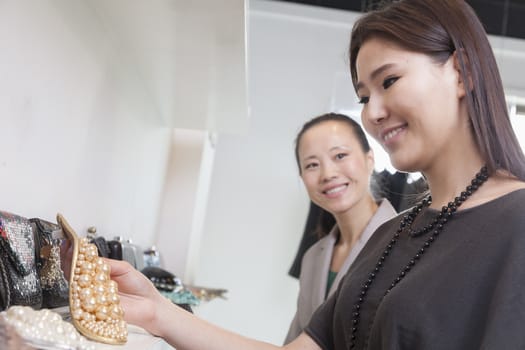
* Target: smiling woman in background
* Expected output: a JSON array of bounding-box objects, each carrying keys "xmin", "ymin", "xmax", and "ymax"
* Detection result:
[
  {"xmin": 105, "ymin": 0, "xmax": 525, "ymax": 349},
  {"xmin": 284, "ymin": 113, "xmax": 396, "ymax": 344}
]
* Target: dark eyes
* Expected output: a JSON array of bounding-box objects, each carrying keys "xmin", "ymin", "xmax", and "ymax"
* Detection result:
[
  {"xmin": 358, "ymin": 76, "xmax": 399, "ymax": 105},
  {"xmin": 303, "ymin": 153, "xmax": 347, "ymax": 170},
  {"xmin": 304, "ymin": 163, "xmax": 318, "ymax": 170},
  {"xmin": 358, "ymin": 96, "xmax": 369, "ymax": 105},
  {"xmin": 382, "ymin": 76, "xmax": 399, "ymax": 89}
]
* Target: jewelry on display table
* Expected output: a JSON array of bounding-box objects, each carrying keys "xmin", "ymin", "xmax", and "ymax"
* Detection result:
[
  {"xmin": 0, "ymin": 213, "xmax": 175, "ymax": 349},
  {"xmin": 1, "ymin": 306, "xmax": 94, "ymax": 350},
  {"xmin": 1, "ymin": 306, "xmax": 174, "ymax": 350},
  {"xmin": 185, "ymin": 285, "xmax": 228, "ymax": 302}
]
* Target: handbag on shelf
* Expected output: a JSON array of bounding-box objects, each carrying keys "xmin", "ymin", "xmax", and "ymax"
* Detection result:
[
  {"xmin": 30, "ymin": 218, "xmax": 69, "ymax": 308},
  {"xmin": 30, "ymin": 218, "xmax": 60, "ymax": 271},
  {"xmin": 0, "ymin": 211, "xmax": 42, "ymax": 311},
  {"xmin": 120, "ymin": 238, "xmax": 144, "ymax": 270},
  {"xmin": 106, "ymin": 238, "xmax": 123, "ymax": 260},
  {"xmin": 86, "ymin": 226, "xmax": 111, "ymax": 258}
]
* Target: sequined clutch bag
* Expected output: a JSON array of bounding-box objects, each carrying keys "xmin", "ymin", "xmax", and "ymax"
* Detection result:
[
  {"xmin": 0, "ymin": 211, "xmax": 42, "ymax": 311},
  {"xmin": 30, "ymin": 218, "xmax": 69, "ymax": 309}
]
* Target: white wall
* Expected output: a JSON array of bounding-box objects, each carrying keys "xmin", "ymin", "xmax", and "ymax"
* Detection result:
[
  {"xmin": 0, "ymin": 1, "xmax": 171, "ymax": 249},
  {"xmin": 0, "ymin": 0, "xmax": 247, "ymax": 259},
  {"xmin": 156, "ymin": 128, "xmax": 216, "ymax": 283}
]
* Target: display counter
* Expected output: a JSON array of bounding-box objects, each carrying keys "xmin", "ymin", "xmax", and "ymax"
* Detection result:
[{"xmin": 88, "ymin": 325, "xmax": 174, "ymax": 350}]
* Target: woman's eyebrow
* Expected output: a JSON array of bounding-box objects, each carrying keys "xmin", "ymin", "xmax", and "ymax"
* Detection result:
[
  {"xmin": 356, "ymin": 63, "xmax": 396, "ymax": 91},
  {"xmin": 302, "ymin": 154, "xmax": 318, "ymax": 163},
  {"xmin": 330, "ymin": 145, "xmax": 351, "ymax": 152}
]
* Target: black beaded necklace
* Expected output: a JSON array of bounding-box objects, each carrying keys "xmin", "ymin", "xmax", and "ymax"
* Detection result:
[{"xmin": 348, "ymin": 166, "xmax": 489, "ymax": 349}]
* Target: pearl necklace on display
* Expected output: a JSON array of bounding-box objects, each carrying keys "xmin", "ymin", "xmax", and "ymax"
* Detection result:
[
  {"xmin": 1, "ymin": 306, "xmax": 95, "ymax": 350},
  {"xmin": 348, "ymin": 166, "xmax": 489, "ymax": 349}
]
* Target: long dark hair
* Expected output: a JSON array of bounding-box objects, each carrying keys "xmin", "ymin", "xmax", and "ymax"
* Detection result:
[{"xmin": 349, "ymin": 0, "xmax": 525, "ymax": 180}]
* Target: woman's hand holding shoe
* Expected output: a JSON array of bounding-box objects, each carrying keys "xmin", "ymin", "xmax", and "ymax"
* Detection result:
[{"xmin": 105, "ymin": 258, "xmax": 168, "ymax": 337}]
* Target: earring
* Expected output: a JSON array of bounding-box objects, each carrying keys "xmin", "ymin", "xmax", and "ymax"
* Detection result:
[{"xmin": 57, "ymin": 213, "xmax": 127, "ymax": 345}]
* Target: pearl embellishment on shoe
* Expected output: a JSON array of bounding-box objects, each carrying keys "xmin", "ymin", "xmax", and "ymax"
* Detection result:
[
  {"xmin": 57, "ymin": 213, "xmax": 128, "ymax": 345},
  {"xmin": 69, "ymin": 237, "xmax": 128, "ymax": 344}
]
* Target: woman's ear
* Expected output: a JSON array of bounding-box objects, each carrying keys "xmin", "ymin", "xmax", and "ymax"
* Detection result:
[
  {"xmin": 366, "ymin": 149, "xmax": 375, "ymax": 175},
  {"xmin": 452, "ymin": 50, "xmax": 473, "ymax": 98}
]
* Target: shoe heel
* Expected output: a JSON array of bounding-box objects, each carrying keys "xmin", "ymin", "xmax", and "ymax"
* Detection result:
[{"xmin": 57, "ymin": 213, "xmax": 128, "ymax": 345}]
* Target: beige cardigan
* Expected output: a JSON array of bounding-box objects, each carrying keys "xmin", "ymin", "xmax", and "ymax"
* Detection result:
[{"xmin": 284, "ymin": 199, "xmax": 397, "ymax": 344}]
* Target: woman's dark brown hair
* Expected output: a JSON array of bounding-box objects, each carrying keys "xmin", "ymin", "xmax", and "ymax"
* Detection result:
[{"xmin": 349, "ymin": 0, "xmax": 525, "ymax": 180}]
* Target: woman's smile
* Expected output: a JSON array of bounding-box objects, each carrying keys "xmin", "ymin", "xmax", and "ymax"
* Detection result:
[
  {"xmin": 322, "ymin": 183, "xmax": 349, "ymax": 198},
  {"xmin": 380, "ymin": 124, "xmax": 407, "ymax": 149}
]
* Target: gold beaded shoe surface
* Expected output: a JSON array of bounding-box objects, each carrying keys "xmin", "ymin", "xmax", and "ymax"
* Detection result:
[{"xmin": 57, "ymin": 213, "xmax": 128, "ymax": 345}]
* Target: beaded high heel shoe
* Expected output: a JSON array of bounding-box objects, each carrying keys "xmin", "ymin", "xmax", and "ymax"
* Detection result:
[{"xmin": 57, "ymin": 213, "xmax": 128, "ymax": 345}]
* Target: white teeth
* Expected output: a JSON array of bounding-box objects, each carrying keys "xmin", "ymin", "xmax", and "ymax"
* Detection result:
[
  {"xmin": 325, "ymin": 185, "xmax": 346, "ymax": 195},
  {"xmin": 383, "ymin": 127, "xmax": 403, "ymax": 141}
]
